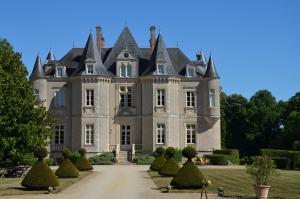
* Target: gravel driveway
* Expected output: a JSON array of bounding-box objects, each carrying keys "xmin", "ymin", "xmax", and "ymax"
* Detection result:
[{"xmin": 1, "ymin": 165, "xmax": 231, "ymax": 199}]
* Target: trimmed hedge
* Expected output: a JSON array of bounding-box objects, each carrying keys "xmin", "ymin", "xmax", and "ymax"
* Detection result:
[
  {"xmin": 205, "ymin": 154, "xmax": 229, "ymax": 165},
  {"xmin": 55, "ymin": 159, "xmax": 79, "ymax": 178},
  {"xmin": 272, "ymin": 157, "xmax": 290, "ymax": 169},
  {"xmin": 213, "ymin": 149, "xmax": 240, "ymax": 164},
  {"xmin": 133, "ymin": 154, "xmax": 155, "ymax": 165},
  {"xmin": 260, "ymin": 149, "xmax": 300, "ymax": 169},
  {"xmin": 34, "ymin": 147, "xmax": 48, "ymax": 160},
  {"xmin": 89, "ymin": 153, "xmax": 116, "ymax": 165},
  {"xmin": 75, "ymin": 148, "xmax": 93, "ymax": 171},
  {"xmin": 159, "ymin": 158, "xmax": 180, "ymax": 176},
  {"xmin": 150, "ymin": 156, "xmax": 166, "ymax": 171}
]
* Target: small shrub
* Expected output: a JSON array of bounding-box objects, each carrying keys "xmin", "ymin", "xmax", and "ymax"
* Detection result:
[
  {"xmin": 89, "ymin": 153, "xmax": 116, "ymax": 165},
  {"xmin": 182, "ymin": 146, "xmax": 196, "ymax": 160},
  {"xmin": 133, "ymin": 154, "xmax": 155, "ymax": 165},
  {"xmin": 260, "ymin": 149, "xmax": 300, "ymax": 169},
  {"xmin": 165, "ymin": 147, "xmax": 176, "ymax": 158},
  {"xmin": 159, "ymin": 158, "xmax": 180, "ymax": 176},
  {"xmin": 79, "ymin": 148, "xmax": 87, "ymax": 156},
  {"xmin": 75, "ymin": 150, "xmax": 93, "ymax": 171},
  {"xmin": 240, "ymin": 156, "xmax": 254, "ymax": 165},
  {"xmin": 44, "ymin": 158, "xmax": 55, "ymax": 166},
  {"xmin": 150, "ymin": 149, "xmax": 166, "ymax": 171},
  {"xmin": 55, "ymin": 159, "xmax": 79, "ymax": 178},
  {"xmin": 155, "ymin": 147, "xmax": 165, "ymax": 156},
  {"xmin": 272, "ymin": 157, "xmax": 290, "ymax": 169},
  {"xmin": 34, "ymin": 147, "xmax": 48, "ymax": 160},
  {"xmin": 69, "ymin": 152, "xmax": 81, "ymax": 164},
  {"xmin": 174, "ymin": 148, "xmax": 183, "ymax": 163},
  {"xmin": 62, "ymin": 148, "xmax": 72, "ymax": 159}
]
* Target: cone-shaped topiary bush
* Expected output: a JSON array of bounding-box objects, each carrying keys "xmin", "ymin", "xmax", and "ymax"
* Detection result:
[
  {"xmin": 150, "ymin": 147, "xmax": 166, "ymax": 171},
  {"xmin": 21, "ymin": 147, "xmax": 59, "ymax": 189},
  {"xmin": 75, "ymin": 148, "xmax": 93, "ymax": 171},
  {"xmin": 55, "ymin": 148, "xmax": 79, "ymax": 178},
  {"xmin": 159, "ymin": 147, "xmax": 180, "ymax": 176},
  {"xmin": 171, "ymin": 146, "xmax": 208, "ymax": 189}
]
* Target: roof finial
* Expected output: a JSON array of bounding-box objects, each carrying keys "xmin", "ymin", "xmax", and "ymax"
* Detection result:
[{"xmin": 125, "ymin": 21, "xmax": 128, "ymax": 27}]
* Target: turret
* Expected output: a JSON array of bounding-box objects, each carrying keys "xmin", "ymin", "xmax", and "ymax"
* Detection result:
[{"xmin": 30, "ymin": 54, "xmax": 44, "ymax": 81}]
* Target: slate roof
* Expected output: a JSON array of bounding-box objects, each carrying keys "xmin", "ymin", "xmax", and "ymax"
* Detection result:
[
  {"xmin": 30, "ymin": 55, "xmax": 44, "ymax": 80},
  {"xmin": 38, "ymin": 26, "xmax": 219, "ymax": 79}
]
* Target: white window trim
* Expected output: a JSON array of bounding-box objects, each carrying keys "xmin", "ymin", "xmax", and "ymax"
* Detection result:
[
  {"xmin": 186, "ymin": 91, "xmax": 196, "ymax": 107},
  {"xmin": 156, "ymin": 89, "xmax": 165, "ymax": 107},
  {"xmin": 156, "ymin": 64, "xmax": 165, "ymax": 75},
  {"xmin": 119, "ymin": 86, "xmax": 132, "ymax": 108},
  {"xmin": 209, "ymin": 89, "xmax": 216, "ymax": 107},
  {"xmin": 85, "ymin": 124, "xmax": 94, "ymax": 145},
  {"xmin": 121, "ymin": 125, "xmax": 131, "ymax": 145},
  {"xmin": 120, "ymin": 62, "xmax": 132, "ymax": 77},
  {"xmin": 185, "ymin": 124, "xmax": 196, "ymax": 145},
  {"xmin": 55, "ymin": 66, "xmax": 65, "ymax": 77},
  {"xmin": 156, "ymin": 124, "xmax": 165, "ymax": 144},
  {"xmin": 186, "ymin": 67, "xmax": 195, "ymax": 77},
  {"xmin": 85, "ymin": 64, "xmax": 95, "ymax": 75},
  {"xmin": 85, "ymin": 89, "xmax": 94, "ymax": 107}
]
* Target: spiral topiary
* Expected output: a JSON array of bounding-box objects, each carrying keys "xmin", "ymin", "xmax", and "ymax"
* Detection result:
[
  {"xmin": 75, "ymin": 148, "xmax": 93, "ymax": 171},
  {"xmin": 182, "ymin": 146, "xmax": 197, "ymax": 160},
  {"xmin": 171, "ymin": 146, "xmax": 208, "ymax": 189},
  {"xmin": 55, "ymin": 148, "xmax": 79, "ymax": 178},
  {"xmin": 34, "ymin": 147, "xmax": 48, "ymax": 160},
  {"xmin": 22, "ymin": 147, "xmax": 59, "ymax": 189},
  {"xmin": 159, "ymin": 147, "xmax": 179, "ymax": 176},
  {"xmin": 150, "ymin": 147, "xmax": 166, "ymax": 171}
]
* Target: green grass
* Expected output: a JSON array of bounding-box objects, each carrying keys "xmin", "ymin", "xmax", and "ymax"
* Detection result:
[
  {"xmin": 0, "ymin": 171, "xmax": 92, "ymax": 196},
  {"xmin": 148, "ymin": 167, "xmax": 300, "ymax": 199}
]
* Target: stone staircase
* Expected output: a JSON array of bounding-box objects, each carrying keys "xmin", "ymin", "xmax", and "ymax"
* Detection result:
[{"xmin": 117, "ymin": 151, "xmax": 131, "ymax": 165}]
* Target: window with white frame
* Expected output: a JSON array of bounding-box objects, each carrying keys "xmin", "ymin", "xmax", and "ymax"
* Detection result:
[
  {"xmin": 156, "ymin": 89, "xmax": 165, "ymax": 106},
  {"xmin": 86, "ymin": 64, "xmax": 94, "ymax": 74},
  {"xmin": 56, "ymin": 67, "xmax": 64, "ymax": 77},
  {"xmin": 186, "ymin": 124, "xmax": 196, "ymax": 144},
  {"xmin": 119, "ymin": 86, "xmax": 132, "ymax": 108},
  {"xmin": 54, "ymin": 89, "xmax": 64, "ymax": 108},
  {"xmin": 120, "ymin": 63, "xmax": 132, "ymax": 77},
  {"xmin": 156, "ymin": 124, "xmax": 165, "ymax": 144},
  {"xmin": 186, "ymin": 91, "xmax": 195, "ymax": 107},
  {"xmin": 85, "ymin": 124, "xmax": 94, "ymax": 145},
  {"xmin": 54, "ymin": 125, "xmax": 64, "ymax": 144},
  {"xmin": 34, "ymin": 89, "xmax": 39, "ymax": 100},
  {"xmin": 186, "ymin": 67, "xmax": 195, "ymax": 77},
  {"xmin": 157, "ymin": 64, "xmax": 165, "ymax": 74},
  {"xmin": 85, "ymin": 90, "xmax": 94, "ymax": 106},
  {"xmin": 209, "ymin": 89, "xmax": 216, "ymax": 107},
  {"xmin": 121, "ymin": 125, "xmax": 130, "ymax": 145}
]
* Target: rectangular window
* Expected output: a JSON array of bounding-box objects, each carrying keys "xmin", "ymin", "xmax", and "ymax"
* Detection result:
[
  {"xmin": 85, "ymin": 90, "xmax": 94, "ymax": 106},
  {"xmin": 120, "ymin": 63, "xmax": 132, "ymax": 77},
  {"xmin": 186, "ymin": 124, "xmax": 196, "ymax": 144},
  {"xmin": 157, "ymin": 64, "xmax": 165, "ymax": 74},
  {"xmin": 209, "ymin": 89, "xmax": 216, "ymax": 107},
  {"xmin": 54, "ymin": 89, "xmax": 64, "ymax": 108},
  {"xmin": 56, "ymin": 67, "xmax": 63, "ymax": 77},
  {"xmin": 156, "ymin": 124, "xmax": 165, "ymax": 144},
  {"xmin": 54, "ymin": 125, "xmax": 64, "ymax": 144},
  {"xmin": 119, "ymin": 86, "xmax": 132, "ymax": 108},
  {"xmin": 121, "ymin": 125, "xmax": 130, "ymax": 145},
  {"xmin": 156, "ymin": 89, "xmax": 165, "ymax": 106},
  {"xmin": 86, "ymin": 64, "xmax": 94, "ymax": 74},
  {"xmin": 85, "ymin": 124, "xmax": 94, "ymax": 145},
  {"xmin": 34, "ymin": 89, "xmax": 39, "ymax": 100},
  {"xmin": 186, "ymin": 67, "xmax": 195, "ymax": 77},
  {"xmin": 186, "ymin": 91, "xmax": 195, "ymax": 107}
]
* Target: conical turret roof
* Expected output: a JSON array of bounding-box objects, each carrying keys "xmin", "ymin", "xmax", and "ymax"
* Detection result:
[
  {"xmin": 46, "ymin": 50, "xmax": 55, "ymax": 61},
  {"xmin": 30, "ymin": 54, "xmax": 44, "ymax": 80},
  {"xmin": 205, "ymin": 55, "xmax": 219, "ymax": 78}
]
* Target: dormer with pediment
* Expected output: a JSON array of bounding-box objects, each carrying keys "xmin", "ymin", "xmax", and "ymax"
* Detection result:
[{"xmin": 116, "ymin": 49, "xmax": 138, "ymax": 78}]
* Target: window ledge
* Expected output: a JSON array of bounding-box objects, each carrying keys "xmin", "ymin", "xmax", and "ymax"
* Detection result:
[
  {"xmin": 154, "ymin": 106, "xmax": 165, "ymax": 112},
  {"xmin": 83, "ymin": 106, "xmax": 96, "ymax": 113}
]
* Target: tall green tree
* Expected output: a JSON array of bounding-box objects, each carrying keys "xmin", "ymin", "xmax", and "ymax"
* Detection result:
[{"xmin": 0, "ymin": 38, "xmax": 54, "ymax": 162}]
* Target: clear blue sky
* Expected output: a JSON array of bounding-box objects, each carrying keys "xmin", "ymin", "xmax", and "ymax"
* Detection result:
[{"xmin": 1, "ymin": 0, "xmax": 299, "ymax": 101}]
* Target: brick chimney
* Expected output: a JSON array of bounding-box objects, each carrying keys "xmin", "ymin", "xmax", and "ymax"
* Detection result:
[
  {"xmin": 96, "ymin": 26, "xmax": 104, "ymax": 51},
  {"xmin": 149, "ymin": 25, "xmax": 156, "ymax": 51}
]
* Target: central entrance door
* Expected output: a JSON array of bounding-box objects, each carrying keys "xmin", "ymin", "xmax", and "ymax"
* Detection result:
[{"xmin": 120, "ymin": 125, "xmax": 131, "ymax": 150}]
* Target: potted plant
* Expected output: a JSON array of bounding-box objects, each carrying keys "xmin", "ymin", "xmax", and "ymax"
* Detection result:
[{"xmin": 247, "ymin": 156, "xmax": 277, "ymax": 199}]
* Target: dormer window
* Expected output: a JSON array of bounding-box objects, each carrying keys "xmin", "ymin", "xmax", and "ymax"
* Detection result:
[
  {"xmin": 186, "ymin": 67, "xmax": 195, "ymax": 77},
  {"xmin": 120, "ymin": 63, "xmax": 132, "ymax": 77},
  {"xmin": 55, "ymin": 67, "xmax": 64, "ymax": 77},
  {"xmin": 86, "ymin": 64, "xmax": 94, "ymax": 74},
  {"xmin": 157, "ymin": 64, "xmax": 165, "ymax": 74}
]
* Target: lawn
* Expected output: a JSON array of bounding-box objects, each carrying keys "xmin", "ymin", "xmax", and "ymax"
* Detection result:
[
  {"xmin": 0, "ymin": 171, "xmax": 93, "ymax": 196},
  {"xmin": 148, "ymin": 167, "xmax": 300, "ymax": 199}
]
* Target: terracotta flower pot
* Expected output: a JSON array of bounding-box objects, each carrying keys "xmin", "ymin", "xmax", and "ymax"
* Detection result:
[{"xmin": 254, "ymin": 185, "xmax": 270, "ymax": 199}]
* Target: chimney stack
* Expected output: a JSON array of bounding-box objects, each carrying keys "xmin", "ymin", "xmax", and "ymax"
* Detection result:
[
  {"xmin": 96, "ymin": 26, "xmax": 104, "ymax": 51},
  {"xmin": 149, "ymin": 25, "xmax": 156, "ymax": 51}
]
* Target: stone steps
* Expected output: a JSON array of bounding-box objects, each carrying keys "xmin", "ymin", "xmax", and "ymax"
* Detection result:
[{"xmin": 117, "ymin": 151, "xmax": 131, "ymax": 165}]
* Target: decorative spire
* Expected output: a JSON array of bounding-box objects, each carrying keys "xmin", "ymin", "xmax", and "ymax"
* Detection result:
[
  {"xmin": 205, "ymin": 54, "xmax": 219, "ymax": 78},
  {"xmin": 45, "ymin": 49, "xmax": 55, "ymax": 64},
  {"xmin": 196, "ymin": 49, "xmax": 206, "ymax": 65},
  {"xmin": 30, "ymin": 54, "xmax": 44, "ymax": 80}
]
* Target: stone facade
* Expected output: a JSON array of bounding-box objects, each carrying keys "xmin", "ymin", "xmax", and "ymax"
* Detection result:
[{"xmin": 30, "ymin": 26, "xmax": 221, "ymax": 161}]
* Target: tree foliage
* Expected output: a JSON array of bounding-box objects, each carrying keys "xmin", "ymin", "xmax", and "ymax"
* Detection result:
[{"xmin": 0, "ymin": 38, "xmax": 54, "ymax": 162}]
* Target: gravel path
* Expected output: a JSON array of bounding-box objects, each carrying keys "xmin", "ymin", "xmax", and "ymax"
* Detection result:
[{"xmin": 1, "ymin": 165, "xmax": 233, "ymax": 199}]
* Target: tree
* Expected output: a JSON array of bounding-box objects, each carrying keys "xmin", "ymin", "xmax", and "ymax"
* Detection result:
[
  {"xmin": 220, "ymin": 92, "xmax": 228, "ymax": 148},
  {"xmin": 0, "ymin": 38, "xmax": 54, "ymax": 162}
]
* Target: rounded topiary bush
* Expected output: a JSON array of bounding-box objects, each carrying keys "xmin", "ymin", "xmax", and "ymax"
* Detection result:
[
  {"xmin": 159, "ymin": 147, "xmax": 179, "ymax": 176},
  {"xmin": 171, "ymin": 146, "xmax": 208, "ymax": 189},
  {"xmin": 75, "ymin": 148, "xmax": 93, "ymax": 171},
  {"xmin": 34, "ymin": 147, "xmax": 48, "ymax": 160},
  {"xmin": 55, "ymin": 148, "xmax": 79, "ymax": 178},
  {"xmin": 150, "ymin": 147, "xmax": 166, "ymax": 171},
  {"xmin": 22, "ymin": 147, "xmax": 59, "ymax": 189},
  {"xmin": 182, "ymin": 146, "xmax": 197, "ymax": 160}
]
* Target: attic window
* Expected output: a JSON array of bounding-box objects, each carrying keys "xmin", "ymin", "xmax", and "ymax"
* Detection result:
[
  {"xmin": 86, "ymin": 64, "xmax": 94, "ymax": 74},
  {"xmin": 157, "ymin": 64, "xmax": 165, "ymax": 75},
  {"xmin": 186, "ymin": 67, "xmax": 195, "ymax": 77},
  {"xmin": 56, "ymin": 67, "xmax": 64, "ymax": 77}
]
